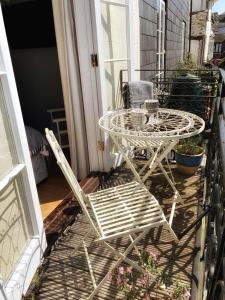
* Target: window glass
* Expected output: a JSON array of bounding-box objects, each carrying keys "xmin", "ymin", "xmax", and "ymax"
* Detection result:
[
  {"xmin": 100, "ymin": 0, "xmax": 129, "ymax": 109},
  {"xmin": 102, "ymin": 0, "xmax": 128, "ymax": 4},
  {"xmin": 156, "ymin": 0, "xmax": 165, "ymax": 77},
  {"xmin": 104, "ymin": 60, "xmax": 127, "ymax": 110},
  {"xmin": 0, "ymin": 79, "xmax": 17, "ymax": 181},
  {"xmin": 101, "ymin": 2, "xmax": 128, "ymax": 60},
  {"xmin": 181, "ymin": 21, "xmax": 186, "ymax": 60},
  {"xmin": 0, "ymin": 76, "xmax": 32, "ymax": 283},
  {"xmin": 0, "ymin": 176, "xmax": 31, "ymax": 283}
]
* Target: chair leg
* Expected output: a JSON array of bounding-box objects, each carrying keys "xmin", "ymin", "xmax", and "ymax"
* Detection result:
[
  {"xmin": 103, "ymin": 241, "xmax": 149, "ymax": 274},
  {"xmin": 87, "ymin": 229, "xmax": 149, "ymax": 300},
  {"xmin": 87, "ymin": 222, "xmax": 177, "ymax": 299},
  {"xmin": 167, "ymin": 223, "xmax": 179, "ymax": 241},
  {"xmin": 129, "ymin": 234, "xmax": 141, "ymax": 257},
  {"xmin": 70, "ymin": 228, "xmax": 93, "ymax": 257},
  {"xmin": 83, "ymin": 241, "xmax": 97, "ymax": 289}
]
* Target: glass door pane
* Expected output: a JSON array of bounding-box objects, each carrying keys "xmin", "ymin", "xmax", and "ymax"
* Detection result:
[
  {"xmin": 100, "ymin": 0, "xmax": 129, "ymax": 110},
  {"xmin": 0, "ymin": 177, "xmax": 31, "ymax": 282},
  {"xmin": 0, "ymin": 79, "xmax": 16, "ymax": 180},
  {"xmin": 0, "ymin": 76, "xmax": 32, "ymax": 284}
]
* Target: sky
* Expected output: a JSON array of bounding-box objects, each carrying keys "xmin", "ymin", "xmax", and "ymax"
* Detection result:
[{"xmin": 212, "ymin": 0, "xmax": 225, "ymax": 14}]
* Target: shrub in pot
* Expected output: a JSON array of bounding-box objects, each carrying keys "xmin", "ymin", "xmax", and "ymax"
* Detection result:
[{"xmin": 175, "ymin": 142, "xmax": 204, "ymax": 176}]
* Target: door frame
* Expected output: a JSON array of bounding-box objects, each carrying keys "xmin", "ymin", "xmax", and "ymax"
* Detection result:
[
  {"xmin": 73, "ymin": 0, "xmax": 107, "ymax": 171},
  {"xmin": 0, "ymin": 7, "xmax": 46, "ymax": 299}
]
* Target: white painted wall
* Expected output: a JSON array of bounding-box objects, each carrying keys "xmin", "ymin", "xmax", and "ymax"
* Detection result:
[
  {"xmin": 190, "ymin": 40, "xmax": 201, "ymax": 63},
  {"xmin": 192, "ymin": 0, "xmax": 207, "ymax": 12},
  {"xmin": 217, "ymin": 23, "xmax": 225, "ymax": 34}
]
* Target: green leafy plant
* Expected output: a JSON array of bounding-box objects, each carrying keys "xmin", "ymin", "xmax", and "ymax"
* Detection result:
[
  {"xmin": 175, "ymin": 52, "xmax": 198, "ymax": 75},
  {"xmin": 168, "ymin": 282, "xmax": 191, "ymax": 300},
  {"xmin": 176, "ymin": 135, "xmax": 205, "ymax": 156},
  {"xmin": 174, "ymin": 52, "xmax": 210, "ymax": 77},
  {"xmin": 176, "ymin": 144, "xmax": 203, "ymax": 156}
]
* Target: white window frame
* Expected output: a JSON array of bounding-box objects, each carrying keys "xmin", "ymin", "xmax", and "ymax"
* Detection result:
[
  {"xmin": 0, "ymin": 7, "xmax": 46, "ymax": 299},
  {"xmin": 181, "ymin": 21, "xmax": 186, "ymax": 60},
  {"xmin": 156, "ymin": 0, "xmax": 165, "ymax": 78},
  {"xmin": 214, "ymin": 43, "xmax": 222, "ymax": 53},
  {"xmin": 100, "ymin": 0, "xmax": 135, "ymax": 84}
]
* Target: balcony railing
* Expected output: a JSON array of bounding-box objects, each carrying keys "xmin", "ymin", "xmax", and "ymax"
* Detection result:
[
  {"xmin": 119, "ymin": 68, "xmax": 220, "ymax": 128},
  {"xmin": 204, "ymin": 68, "xmax": 225, "ymax": 300},
  {"xmin": 119, "ymin": 67, "xmax": 225, "ymax": 299}
]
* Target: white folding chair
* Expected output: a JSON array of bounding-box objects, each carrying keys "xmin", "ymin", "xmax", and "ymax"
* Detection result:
[{"xmin": 45, "ymin": 128, "xmax": 178, "ymax": 299}]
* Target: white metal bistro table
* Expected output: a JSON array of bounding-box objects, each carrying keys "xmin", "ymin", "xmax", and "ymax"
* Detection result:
[{"xmin": 99, "ymin": 108, "xmax": 205, "ymax": 225}]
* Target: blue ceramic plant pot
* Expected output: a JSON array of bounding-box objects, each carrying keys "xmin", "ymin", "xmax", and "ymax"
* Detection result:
[{"xmin": 175, "ymin": 149, "xmax": 204, "ymax": 175}]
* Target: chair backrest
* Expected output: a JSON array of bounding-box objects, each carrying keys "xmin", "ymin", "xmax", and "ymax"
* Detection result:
[
  {"xmin": 122, "ymin": 81, "xmax": 154, "ymax": 109},
  {"xmin": 45, "ymin": 128, "xmax": 99, "ymax": 235}
]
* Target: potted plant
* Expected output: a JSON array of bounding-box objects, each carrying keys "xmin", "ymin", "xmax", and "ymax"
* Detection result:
[{"xmin": 175, "ymin": 137, "xmax": 204, "ymax": 176}]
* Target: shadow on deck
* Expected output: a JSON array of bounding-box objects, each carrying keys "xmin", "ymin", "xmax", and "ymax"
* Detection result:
[{"xmin": 27, "ymin": 164, "xmax": 203, "ymax": 300}]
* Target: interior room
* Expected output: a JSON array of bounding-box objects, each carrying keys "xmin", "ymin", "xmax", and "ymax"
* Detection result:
[{"xmin": 2, "ymin": 0, "xmax": 70, "ymax": 219}]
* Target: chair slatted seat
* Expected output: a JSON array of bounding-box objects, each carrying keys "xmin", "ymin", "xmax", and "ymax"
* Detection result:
[
  {"xmin": 89, "ymin": 182, "xmax": 166, "ymax": 241},
  {"xmin": 45, "ymin": 128, "xmax": 178, "ymax": 300}
]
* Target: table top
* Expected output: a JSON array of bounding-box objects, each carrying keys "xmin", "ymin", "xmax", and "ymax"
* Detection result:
[{"xmin": 99, "ymin": 108, "xmax": 205, "ymax": 141}]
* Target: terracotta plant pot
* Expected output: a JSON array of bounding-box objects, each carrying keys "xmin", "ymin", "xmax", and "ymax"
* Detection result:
[{"xmin": 175, "ymin": 149, "xmax": 204, "ymax": 176}]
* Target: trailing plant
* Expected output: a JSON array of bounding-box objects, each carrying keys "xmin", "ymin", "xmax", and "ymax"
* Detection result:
[{"xmin": 109, "ymin": 250, "xmax": 190, "ymax": 300}]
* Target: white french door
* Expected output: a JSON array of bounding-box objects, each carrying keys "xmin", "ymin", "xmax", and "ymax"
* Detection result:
[
  {"xmin": 0, "ymin": 7, "xmax": 46, "ymax": 300},
  {"xmin": 73, "ymin": 0, "xmax": 135, "ymax": 171},
  {"xmin": 97, "ymin": 0, "xmax": 134, "ymax": 110}
]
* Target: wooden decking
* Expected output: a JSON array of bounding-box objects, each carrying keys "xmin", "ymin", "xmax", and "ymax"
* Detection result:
[{"xmin": 30, "ymin": 164, "xmax": 203, "ymax": 300}]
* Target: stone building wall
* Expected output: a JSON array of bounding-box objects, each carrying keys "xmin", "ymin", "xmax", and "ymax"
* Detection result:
[{"xmin": 139, "ymin": 0, "xmax": 191, "ymax": 80}]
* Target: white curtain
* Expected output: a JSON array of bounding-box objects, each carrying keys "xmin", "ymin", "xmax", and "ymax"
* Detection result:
[{"xmin": 51, "ymin": 0, "xmax": 89, "ymax": 179}]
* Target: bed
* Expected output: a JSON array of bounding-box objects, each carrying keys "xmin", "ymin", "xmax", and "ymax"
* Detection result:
[{"xmin": 25, "ymin": 126, "xmax": 49, "ymax": 185}]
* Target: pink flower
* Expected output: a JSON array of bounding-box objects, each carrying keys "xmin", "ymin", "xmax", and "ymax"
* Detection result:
[
  {"xmin": 140, "ymin": 277, "xmax": 145, "ymax": 285},
  {"xmin": 150, "ymin": 251, "xmax": 159, "ymax": 262},
  {"xmin": 139, "ymin": 272, "xmax": 149, "ymax": 285},
  {"xmin": 129, "ymin": 284, "xmax": 134, "ymax": 291},
  {"xmin": 127, "ymin": 266, "xmax": 133, "ymax": 274},
  {"xmin": 107, "ymin": 271, "xmax": 112, "ymax": 281},
  {"xmin": 183, "ymin": 289, "xmax": 191, "ymax": 299},
  {"xmin": 118, "ymin": 266, "xmax": 125, "ymax": 275},
  {"xmin": 116, "ymin": 275, "xmax": 124, "ymax": 287}
]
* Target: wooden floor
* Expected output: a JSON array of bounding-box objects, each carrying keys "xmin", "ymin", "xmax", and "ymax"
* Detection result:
[
  {"xmin": 37, "ymin": 170, "xmax": 70, "ymax": 220},
  {"xmin": 33, "ymin": 164, "xmax": 202, "ymax": 299}
]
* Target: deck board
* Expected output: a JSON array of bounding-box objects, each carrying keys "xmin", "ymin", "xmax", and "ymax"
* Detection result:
[{"xmin": 32, "ymin": 164, "xmax": 203, "ymax": 299}]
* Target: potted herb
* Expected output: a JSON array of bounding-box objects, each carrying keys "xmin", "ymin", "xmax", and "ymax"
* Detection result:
[{"xmin": 175, "ymin": 137, "xmax": 204, "ymax": 176}]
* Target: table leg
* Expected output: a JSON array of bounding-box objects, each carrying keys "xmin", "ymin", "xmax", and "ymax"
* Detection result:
[
  {"xmin": 110, "ymin": 134, "xmax": 143, "ymax": 184},
  {"xmin": 144, "ymin": 141, "xmax": 183, "ymax": 205},
  {"xmin": 142, "ymin": 141, "xmax": 178, "ymax": 182}
]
